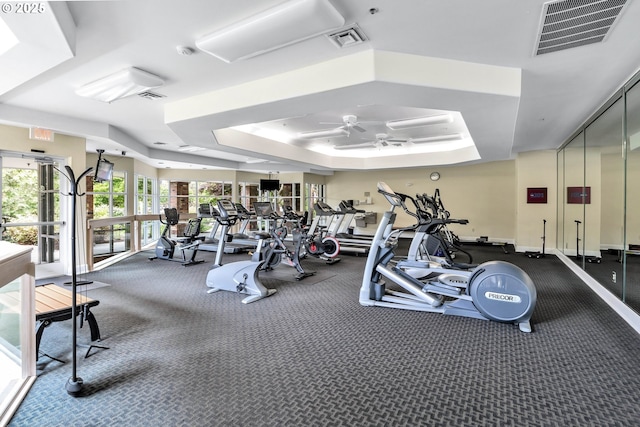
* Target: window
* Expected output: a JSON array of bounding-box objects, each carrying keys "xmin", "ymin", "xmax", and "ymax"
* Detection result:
[
  {"xmin": 136, "ymin": 175, "xmax": 156, "ymax": 215},
  {"xmin": 238, "ymin": 182, "xmax": 259, "ymax": 211},
  {"xmin": 90, "ymin": 170, "xmax": 126, "ymax": 218},
  {"xmin": 159, "ymin": 179, "xmax": 232, "ymax": 214},
  {"xmin": 256, "ymin": 181, "xmax": 303, "ymax": 215},
  {"xmin": 135, "ymin": 175, "xmax": 157, "ymax": 246}
]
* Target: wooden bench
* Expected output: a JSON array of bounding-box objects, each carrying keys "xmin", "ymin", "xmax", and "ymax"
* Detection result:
[{"xmin": 34, "ymin": 284, "xmax": 103, "ymax": 360}]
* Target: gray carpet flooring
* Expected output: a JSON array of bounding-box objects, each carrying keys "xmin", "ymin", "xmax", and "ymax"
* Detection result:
[{"xmin": 8, "ymin": 244, "xmax": 640, "ymax": 426}]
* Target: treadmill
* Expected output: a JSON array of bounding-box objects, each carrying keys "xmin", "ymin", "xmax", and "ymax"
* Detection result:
[
  {"xmin": 228, "ymin": 203, "xmax": 269, "ymax": 248},
  {"xmin": 336, "ymin": 200, "xmax": 375, "ymax": 244},
  {"xmin": 197, "ymin": 203, "xmax": 254, "ymax": 254}
]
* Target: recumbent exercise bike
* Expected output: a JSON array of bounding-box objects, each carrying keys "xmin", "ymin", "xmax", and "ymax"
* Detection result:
[{"xmin": 149, "ymin": 207, "xmax": 204, "ymax": 266}]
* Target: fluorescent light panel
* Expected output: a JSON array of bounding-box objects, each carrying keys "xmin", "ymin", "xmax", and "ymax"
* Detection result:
[
  {"xmin": 76, "ymin": 67, "xmax": 164, "ymax": 103},
  {"xmin": 195, "ymin": 0, "xmax": 345, "ymax": 63},
  {"xmin": 386, "ymin": 114, "xmax": 453, "ymax": 130},
  {"xmin": 178, "ymin": 145, "xmax": 207, "ymax": 152},
  {"xmin": 298, "ymin": 128, "xmax": 349, "ymax": 139},
  {"xmin": 410, "ymin": 134, "xmax": 462, "ymax": 144}
]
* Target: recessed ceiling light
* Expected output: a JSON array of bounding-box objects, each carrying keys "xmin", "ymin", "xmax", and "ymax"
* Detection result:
[
  {"xmin": 298, "ymin": 128, "xmax": 349, "ymax": 139},
  {"xmin": 75, "ymin": 67, "xmax": 164, "ymax": 103},
  {"xmin": 386, "ymin": 114, "xmax": 453, "ymax": 130},
  {"xmin": 195, "ymin": 0, "xmax": 345, "ymax": 62},
  {"xmin": 410, "ymin": 134, "xmax": 463, "ymax": 144},
  {"xmin": 178, "ymin": 145, "xmax": 206, "ymax": 152}
]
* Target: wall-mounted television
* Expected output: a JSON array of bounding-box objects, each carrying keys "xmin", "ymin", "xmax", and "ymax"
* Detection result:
[
  {"xmin": 94, "ymin": 158, "xmax": 114, "ymax": 182},
  {"xmin": 260, "ymin": 179, "xmax": 280, "ymax": 192}
]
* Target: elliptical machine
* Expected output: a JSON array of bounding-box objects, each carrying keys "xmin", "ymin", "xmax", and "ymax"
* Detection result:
[
  {"xmin": 149, "ymin": 208, "xmax": 204, "ymax": 266},
  {"xmin": 359, "ymin": 182, "xmax": 537, "ymax": 333},
  {"xmin": 205, "ymin": 200, "xmax": 277, "ymax": 304}
]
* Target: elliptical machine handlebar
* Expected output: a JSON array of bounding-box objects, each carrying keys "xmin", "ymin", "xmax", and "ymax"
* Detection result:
[{"xmin": 377, "ymin": 182, "xmax": 427, "ymax": 222}]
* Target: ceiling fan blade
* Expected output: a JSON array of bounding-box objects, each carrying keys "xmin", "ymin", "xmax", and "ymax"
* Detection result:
[
  {"xmin": 351, "ymin": 125, "xmax": 366, "ymax": 132},
  {"xmin": 387, "ymin": 138, "xmax": 408, "ymax": 142}
]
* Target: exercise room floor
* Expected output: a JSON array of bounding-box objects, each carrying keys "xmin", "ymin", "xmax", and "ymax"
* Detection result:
[{"xmin": 10, "ymin": 244, "xmax": 640, "ymax": 426}]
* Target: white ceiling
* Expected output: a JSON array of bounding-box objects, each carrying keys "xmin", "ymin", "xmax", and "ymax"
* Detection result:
[{"xmin": 1, "ymin": 0, "xmax": 640, "ymax": 174}]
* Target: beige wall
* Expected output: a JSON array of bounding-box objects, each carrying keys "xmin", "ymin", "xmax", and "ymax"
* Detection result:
[
  {"xmin": 516, "ymin": 150, "xmax": 557, "ymax": 252},
  {"xmin": 324, "ymin": 161, "xmax": 518, "ymax": 242},
  {"xmin": 601, "ymin": 149, "xmax": 625, "ymax": 249},
  {"xmin": 0, "ymin": 124, "xmax": 86, "ymax": 171}
]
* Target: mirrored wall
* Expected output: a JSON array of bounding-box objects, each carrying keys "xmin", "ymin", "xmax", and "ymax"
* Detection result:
[{"xmin": 557, "ymin": 70, "xmax": 640, "ymax": 314}]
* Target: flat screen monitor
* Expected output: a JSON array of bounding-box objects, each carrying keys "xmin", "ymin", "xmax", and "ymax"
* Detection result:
[
  {"xmin": 253, "ymin": 202, "xmax": 273, "ymax": 217},
  {"xmin": 260, "ymin": 179, "xmax": 280, "ymax": 192},
  {"xmin": 94, "ymin": 159, "xmax": 114, "ymax": 182}
]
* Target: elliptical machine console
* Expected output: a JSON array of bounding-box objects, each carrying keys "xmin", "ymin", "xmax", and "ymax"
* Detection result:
[{"xmin": 359, "ymin": 182, "xmax": 537, "ymax": 333}]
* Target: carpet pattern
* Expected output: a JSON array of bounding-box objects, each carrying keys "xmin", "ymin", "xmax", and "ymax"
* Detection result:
[{"xmin": 8, "ymin": 245, "xmax": 640, "ymax": 426}]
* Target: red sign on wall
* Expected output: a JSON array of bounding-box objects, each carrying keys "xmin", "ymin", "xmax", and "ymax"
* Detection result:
[
  {"xmin": 567, "ymin": 186, "xmax": 591, "ymax": 204},
  {"xmin": 527, "ymin": 187, "xmax": 547, "ymax": 204}
]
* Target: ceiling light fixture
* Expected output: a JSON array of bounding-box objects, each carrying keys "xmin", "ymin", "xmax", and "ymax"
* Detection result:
[
  {"xmin": 386, "ymin": 114, "xmax": 453, "ymax": 130},
  {"xmin": 195, "ymin": 0, "xmax": 345, "ymax": 63},
  {"xmin": 410, "ymin": 134, "xmax": 463, "ymax": 144},
  {"xmin": 298, "ymin": 128, "xmax": 350, "ymax": 139},
  {"xmin": 75, "ymin": 67, "xmax": 164, "ymax": 103},
  {"xmin": 178, "ymin": 145, "xmax": 207, "ymax": 152}
]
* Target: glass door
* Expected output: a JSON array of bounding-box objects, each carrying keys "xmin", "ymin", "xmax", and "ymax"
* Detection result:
[{"xmin": 0, "ymin": 153, "xmax": 66, "ymax": 279}]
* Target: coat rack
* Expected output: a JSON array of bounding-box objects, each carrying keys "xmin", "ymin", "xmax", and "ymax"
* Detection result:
[{"xmin": 61, "ymin": 165, "xmax": 93, "ymax": 396}]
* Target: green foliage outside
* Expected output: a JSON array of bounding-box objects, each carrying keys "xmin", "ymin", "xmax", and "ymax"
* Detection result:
[{"xmin": 2, "ymin": 168, "xmax": 39, "ymax": 245}]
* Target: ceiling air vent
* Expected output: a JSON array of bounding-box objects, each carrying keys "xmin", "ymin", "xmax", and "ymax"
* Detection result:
[
  {"xmin": 138, "ymin": 91, "xmax": 166, "ymax": 100},
  {"xmin": 327, "ymin": 24, "xmax": 367, "ymax": 48},
  {"xmin": 534, "ymin": 0, "xmax": 628, "ymax": 56}
]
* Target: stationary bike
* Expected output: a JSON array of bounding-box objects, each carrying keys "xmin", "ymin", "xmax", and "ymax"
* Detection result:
[
  {"xmin": 359, "ymin": 182, "xmax": 537, "ymax": 333},
  {"xmin": 205, "ymin": 200, "xmax": 276, "ymax": 304},
  {"xmin": 149, "ymin": 208, "xmax": 204, "ymax": 266},
  {"xmin": 283, "ymin": 206, "xmax": 340, "ymax": 265}
]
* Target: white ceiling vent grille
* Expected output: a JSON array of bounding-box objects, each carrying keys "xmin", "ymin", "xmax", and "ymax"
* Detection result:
[
  {"xmin": 137, "ymin": 91, "xmax": 166, "ymax": 100},
  {"xmin": 534, "ymin": 0, "xmax": 628, "ymax": 56},
  {"xmin": 327, "ymin": 24, "xmax": 367, "ymax": 48}
]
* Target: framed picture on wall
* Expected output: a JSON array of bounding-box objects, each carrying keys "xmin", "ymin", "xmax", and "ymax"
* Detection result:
[
  {"xmin": 567, "ymin": 186, "xmax": 591, "ymax": 204},
  {"xmin": 527, "ymin": 187, "xmax": 547, "ymax": 204}
]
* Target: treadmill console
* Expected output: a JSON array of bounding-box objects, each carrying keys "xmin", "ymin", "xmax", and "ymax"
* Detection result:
[{"xmin": 217, "ymin": 199, "xmax": 238, "ymax": 219}]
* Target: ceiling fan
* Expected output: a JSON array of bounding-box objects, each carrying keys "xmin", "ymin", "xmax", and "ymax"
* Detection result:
[
  {"xmin": 320, "ymin": 115, "xmax": 369, "ymax": 133},
  {"xmin": 334, "ymin": 133, "xmax": 407, "ymax": 150}
]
